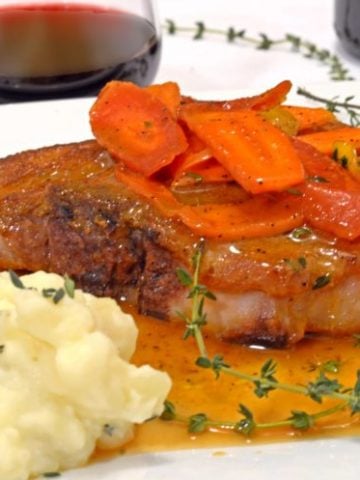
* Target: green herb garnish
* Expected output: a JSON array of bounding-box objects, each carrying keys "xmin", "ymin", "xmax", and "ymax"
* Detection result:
[
  {"xmin": 64, "ymin": 274, "xmax": 75, "ymax": 298},
  {"xmin": 297, "ymin": 88, "xmax": 360, "ymax": 126},
  {"xmin": 290, "ymin": 226, "xmax": 313, "ymax": 240},
  {"xmin": 163, "ymin": 244, "xmax": 360, "ymax": 436},
  {"xmin": 312, "ymin": 273, "xmax": 331, "ymax": 290},
  {"xmin": 321, "ymin": 359, "xmax": 342, "ymax": 374},
  {"xmin": 164, "ymin": 21, "xmax": 353, "ymax": 81},
  {"xmin": 9, "ymin": 270, "xmax": 25, "ymax": 289}
]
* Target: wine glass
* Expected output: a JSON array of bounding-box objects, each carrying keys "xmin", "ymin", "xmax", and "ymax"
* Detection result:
[{"xmin": 0, "ymin": 0, "xmax": 161, "ymax": 101}]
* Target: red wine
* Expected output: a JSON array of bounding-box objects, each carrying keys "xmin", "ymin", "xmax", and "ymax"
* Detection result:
[
  {"xmin": 335, "ymin": 0, "xmax": 360, "ymax": 58},
  {"xmin": 0, "ymin": 3, "xmax": 161, "ymax": 100}
]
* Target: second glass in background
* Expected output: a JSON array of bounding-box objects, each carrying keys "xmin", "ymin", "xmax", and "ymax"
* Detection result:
[{"xmin": 334, "ymin": 0, "xmax": 360, "ymax": 59}]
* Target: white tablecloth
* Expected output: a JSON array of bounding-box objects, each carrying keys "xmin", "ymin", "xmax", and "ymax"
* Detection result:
[{"xmin": 155, "ymin": 0, "xmax": 360, "ymax": 93}]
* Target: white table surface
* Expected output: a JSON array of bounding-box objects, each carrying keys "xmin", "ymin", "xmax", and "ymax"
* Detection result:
[{"xmin": 155, "ymin": 0, "xmax": 360, "ymax": 92}]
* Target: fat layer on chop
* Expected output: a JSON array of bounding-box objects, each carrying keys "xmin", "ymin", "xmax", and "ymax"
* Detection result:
[{"xmin": 0, "ymin": 140, "xmax": 360, "ymax": 347}]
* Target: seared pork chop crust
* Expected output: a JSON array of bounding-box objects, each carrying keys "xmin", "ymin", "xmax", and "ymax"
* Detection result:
[{"xmin": 1, "ymin": 140, "xmax": 360, "ymax": 346}]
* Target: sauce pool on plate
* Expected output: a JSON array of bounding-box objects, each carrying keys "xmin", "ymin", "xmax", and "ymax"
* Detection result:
[{"xmin": 94, "ymin": 309, "xmax": 360, "ymax": 455}]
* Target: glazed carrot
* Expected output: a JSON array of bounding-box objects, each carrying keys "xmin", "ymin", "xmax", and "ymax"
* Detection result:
[
  {"xmin": 282, "ymin": 106, "xmax": 339, "ymax": 133},
  {"xmin": 179, "ymin": 80, "xmax": 292, "ymax": 118},
  {"xmin": 186, "ymin": 196, "xmax": 303, "ymax": 239},
  {"xmin": 170, "ymin": 129, "xmax": 231, "ymax": 186},
  {"xmin": 182, "ymin": 109, "xmax": 305, "ymax": 194},
  {"xmin": 172, "ymin": 157, "xmax": 232, "ymax": 187},
  {"xmin": 299, "ymin": 127, "xmax": 360, "ymax": 155},
  {"xmin": 301, "ymin": 182, "xmax": 360, "ymax": 240},
  {"xmin": 115, "ymin": 165, "xmax": 211, "ymax": 226},
  {"xmin": 294, "ymin": 139, "xmax": 360, "ymax": 239},
  {"xmin": 293, "ymin": 138, "xmax": 359, "ymax": 191},
  {"xmin": 90, "ymin": 81, "xmax": 188, "ymax": 176},
  {"xmin": 167, "ymin": 128, "xmax": 209, "ymax": 177},
  {"xmin": 250, "ymin": 80, "xmax": 292, "ymax": 111},
  {"xmin": 115, "ymin": 166, "xmax": 303, "ymax": 239},
  {"xmin": 172, "ymin": 147, "xmax": 211, "ymax": 177},
  {"xmin": 146, "ymin": 81, "xmax": 182, "ymax": 118}
]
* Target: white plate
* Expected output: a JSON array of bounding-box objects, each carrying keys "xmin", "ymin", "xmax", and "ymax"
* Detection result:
[{"xmin": 0, "ymin": 82, "xmax": 359, "ymax": 480}]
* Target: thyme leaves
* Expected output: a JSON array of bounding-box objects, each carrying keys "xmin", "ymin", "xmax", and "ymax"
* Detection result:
[
  {"xmin": 166, "ymin": 244, "xmax": 360, "ymax": 437},
  {"xmin": 312, "ymin": 273, "xmax": 332, "ymax": 290},
  {"xmin": 297, "ymin": 88, "xmax": 360, "ymax": 126},
  {"xmin": 8, "ymin": 270, "xmax": 75, "ymax": 304},
  {"xmin": 9, "ymin": 270, "xmax": 25, "ymax": 289},
  {"xmin": 163, "ymin": 21, "xmax": 354, "ymax": 81}
]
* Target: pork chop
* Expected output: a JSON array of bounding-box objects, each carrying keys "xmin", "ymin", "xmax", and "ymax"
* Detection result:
[{"xmin": 1, "ymin": 140, "xmax": 360, "ymax": 346}]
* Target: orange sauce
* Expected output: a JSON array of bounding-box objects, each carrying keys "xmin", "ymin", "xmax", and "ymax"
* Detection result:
[
  {"xmin": 117, "ymin": 311, "xmax": 359, "ymax": 454},
  {"xmin": 93, "ymin": 310, "xmax": 359, "ymax": 462}
]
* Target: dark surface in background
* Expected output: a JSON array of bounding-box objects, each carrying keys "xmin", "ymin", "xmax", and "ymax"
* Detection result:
[{"xmin": 335, "ymin": 0, "xmax": 360, "ymax": 59}]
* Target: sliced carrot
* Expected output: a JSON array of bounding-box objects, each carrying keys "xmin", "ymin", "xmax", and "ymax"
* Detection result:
[
  {"xmin": 115, "ymin": 166, "xmax": 303, "ymax": 239},
  {"xmin": 172, "ymin": 157, "xmax": 232, "ymax": 187},
  {"xmin": 169, "ymin": 128, "xmax": 231, "ymax": 186},
  {"xmin": 294, "ymin": 139, "xmax": 360, "ymax": 239},
  {"xmin": 186, "ymin": 195, "xmax": 303, "ymax": 239},
  {"xmin": 301, "ymin": 183, "xmax": 360, "ymax": 240},
  {"xmin": 176, "ymin": 147, "xmax": 213, "ymax": 172},
  {"xmin": 166, "ymin": 128, "xmax": 209, "ymax": 177},
  {"xmin": 115, "ymin": 165, "xmax": 210, "ymax": 226},
  {"xmin": 165, "ymin": 124, "xmax": 231, "ymax": 185},
  {"xmin": 146, "ymin": 81, "xmax": 182, "ymax": 118},
  {"xmin": 249, "ymin": 80, "xmax": 292, "ymax": 111},
  {"xmin": 299, "ymin": 127, "xmax": 360, "ymax": 155},
  {"xmin": 90, "ymin": 81, "xmax": 188, "ymax": 176},
  {"xmin": 182, "ymin": 109, "xmax": 305, "ymax": 194},
  {"xmin": 171, "ymin": 182, "xmax": 250, "ymax": 206},
  {"xmin": 293, "ymin": 138, "xmax": 358, "ymax": 190},
  {"xmin": 179, "ymin": 80, "xmax": 292, "ymax": 119},
  {"xmin": 282, "ymin": 106, "xmax": 339, "ymax": 134}
]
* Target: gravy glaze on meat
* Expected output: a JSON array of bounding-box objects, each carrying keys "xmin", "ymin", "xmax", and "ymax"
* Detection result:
[{"xmin": 1, "ymin": 140, "xmax": 360, "ymax": 347}]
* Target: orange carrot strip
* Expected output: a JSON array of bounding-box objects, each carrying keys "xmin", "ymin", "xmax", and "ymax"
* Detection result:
[
  {"xmin": 301, "ymin": 183, "xmax": 360, "ymax": 240},
  {"xmin": 172, "ymin": 157, "xmax": 232, "ymax": 187},
  {"xmin": 115, "ymin": 165, "xmax": 212, "ymax": 227},
  {"xmin": 249, "ymin": 80, "xmax": 292, "ymax": 111},
  {"xmin": 188, "ymin": 196, "xmax": 303, "ymax": 239},
  {"xmin": 115, "ymin": 166, "xmax": 303, "ymax": 239},
  {"xmin": 90, "ymin": 81, "xmax": 188, "ymax": 176},
  {"xmin": 299, "ymin": 127, "xmax": 360, "ymax": 155},
  {"xmin": 282, "ymin": 106, "xmax": 339, "ymax": 133},
  {"xmin": 294, "ymin": 139, "xmax": 360, "ymax": 239},
  {"xmin": 166, "ymin": 128, "xmax": 209, "ymax": 178},
  {"xmin": 182, "ymin": 109, "xmax": 305, "ymax": 194},
  {"xmin": 179, "ymin": 80, "xmax": 292, "ymax": 118},
  {"xmin": 294, "ymin": 138, "xmax": 359, "ymax": 191},
  {"xmin": 168, "ymin": 126, "xmax": 232, "ymax": 186},
  {"xmin": 146, "ymin": 81, "xmax": 182, "ymax": 118}
]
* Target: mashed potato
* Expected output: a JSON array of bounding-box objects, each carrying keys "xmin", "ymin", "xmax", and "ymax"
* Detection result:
[{"xmin": 0, "ymin": 271, "xmax": 171, "ymax": 480}]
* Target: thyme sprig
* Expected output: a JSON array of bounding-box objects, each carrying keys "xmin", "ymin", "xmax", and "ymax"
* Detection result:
[
  {"xmin": 162, "ymin": 399, "xmax": 347, "ymax": 434},
  {"xmin": 170, "ymin": 244, "xmax": 360, "ymax": 436},
  {"xmin": 163, "ymin": 20, "xmax": 354, "ymax": 81},
  {"xmin": 297, "ymin": 87, "xmax": 360, "ymax": 126}
]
